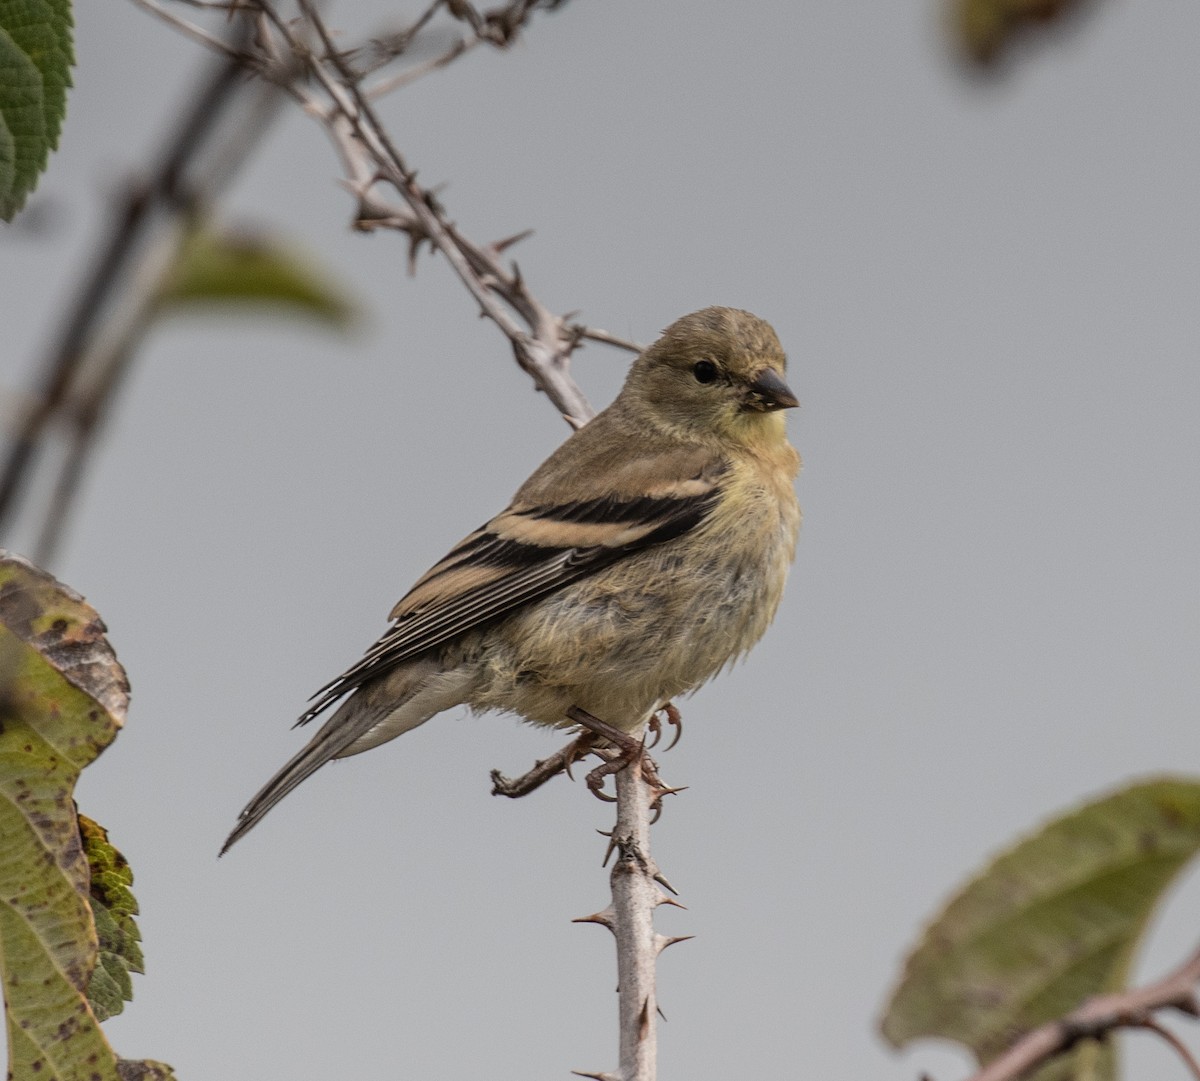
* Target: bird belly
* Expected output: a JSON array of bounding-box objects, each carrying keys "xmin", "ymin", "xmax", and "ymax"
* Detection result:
[{"xmin": 467, "ymin": 481, "xmax": 798, "ymax": 733}]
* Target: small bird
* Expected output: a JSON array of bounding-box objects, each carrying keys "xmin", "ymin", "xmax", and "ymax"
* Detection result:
[{"xmin": 221, "ymin": 307, "xmax": 801, "ymax": 853}]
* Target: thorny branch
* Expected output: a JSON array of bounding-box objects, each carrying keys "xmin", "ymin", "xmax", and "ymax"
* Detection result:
[
  {"xmin": 161, "ymin": 0, "xmax": 639, "ymax": 428},
  {"xmin": 571, "ymin": 749, "xmax": 690, "ymax": 1081},
  {"xmin": 960, "ymin": 942, "xmax": 1200, "ymax": 1081},
  {"xmin": 494, "ymin": 710, "xmax": 686, "ymax": 1081},
  {"xmin": 3, "ymin": 0, "xmax": 640, "ymax": 561},
  {"xmin": 255, "ymin": 0, "xmax": 619, "ymax": 427}
]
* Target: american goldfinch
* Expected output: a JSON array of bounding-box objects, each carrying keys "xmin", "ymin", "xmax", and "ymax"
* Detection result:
[{"xmin": 222, "ymin": 307, "xmax": 800, "ymax": 853}]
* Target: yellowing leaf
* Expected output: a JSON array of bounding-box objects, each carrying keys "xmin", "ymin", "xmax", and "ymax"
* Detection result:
[
  {"xmin": 0, "ymin": 551, "xmax": 126, "ymax": 1080},
  {"xmin": 881, "ymin": 778, "xmax": 1200, "ymax": 1081},
  {"xmin": 156, "ymin": 226, "xmax": 358, "ymax": 330},
  {"xmin": 80, "ymin": 814, "xmax": 144, "ymax": 1022},
  {"xmin": 116, "ymin": 1061, "xmax": 178, "ymax": 1081}
]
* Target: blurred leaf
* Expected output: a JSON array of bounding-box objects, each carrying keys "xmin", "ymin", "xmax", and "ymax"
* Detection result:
[
  {"xmin": 80, "ymin": 814, "xmax": 144, "ymax": 1021},
  {"xmin": 0, "ymin": 550, "xmax": 126, "ymax": 1080},
  {"xmin": 156, "ymin": 226, "xmax": 359, "ymax": 330},
  {"xmin": 881, "ymin": 777, "xmax": 1200, "ymax": 1081},
  {"xmin": 0, "ymin": 0, "xmax": 73, "ymax": 220},
  {"xmin": 952, "ymin": 0, "xmax": 1089, "ymax": 65}
]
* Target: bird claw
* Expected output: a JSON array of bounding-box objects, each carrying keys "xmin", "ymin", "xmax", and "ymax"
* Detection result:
[
  {"xmin": 661, "ymin": 702, "xmax": 683, "ymax": 750},
  {"xmin": 587, "ymin": 771, "xmax": 619, "ymax": 802},
  {"xmin": 645, "ymin": 702, "xmax": 683, "ymax": 751},
  {"xmin": 583, "ymin": 747, "xmax": 631, "ymax": 802},
  {"xmin": 567, "ymin": 705, "xmax": 660, "ymax": 801}
]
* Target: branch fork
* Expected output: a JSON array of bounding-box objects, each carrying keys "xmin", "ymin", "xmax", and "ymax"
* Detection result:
[{"xmin": 964, "ymin": 943, "xmax": 1200, "ymax": 1081}]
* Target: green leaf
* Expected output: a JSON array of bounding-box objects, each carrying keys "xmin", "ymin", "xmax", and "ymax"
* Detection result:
[
  {"xmin": 881, "ymin": 777, "xmax": 1200, "ymax": 1081},
  {"xmin": 0, "ymin": 550, "xmax": 127, "ymax": 1081},
  {"xmin": 80, "ymin": 814, "xmax": 144, "ymax": 1022},
  {"xmin": 0, "ymin": 0, "xmax": 74, "ymax": 220},
  {"xmin": 156, "ymin": 226, "xmax": 359, "ymax": 330}
]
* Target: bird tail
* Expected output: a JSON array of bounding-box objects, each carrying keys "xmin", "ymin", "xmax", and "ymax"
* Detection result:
[
  {"xmin": 220, "ymin": 660, "xmax": 475, "ymax": 855},
  {"xmin": 219, "ymin": 695, "xmax": 382, "ymax": 856}
]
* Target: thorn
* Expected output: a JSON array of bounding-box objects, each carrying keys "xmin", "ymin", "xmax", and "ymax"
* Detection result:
[
  {"xmin": 648, "ymin": 781, "xmax": 688, "ymax": 823},
  {"xmin": 655, "ymin": 933, "xmax": 695, "ymax": 954},
  {"xmin": 601, "ymin": 832, "xmax": 618, "ymax": 867},
  {"xmin": 655, "ymin": 895, "xmax": 687, "ymax": 910},
  {"xmin": 491, "ymin": 227, "xmax": 533, "ymax": 253},
  {"xmin": 572, "ymin": 907, "xmax": 615, "ymax": 929},
  {"xmin": 406, "ymin": 234, "xmax": 425, "ymax": 276},
  {"xmin": 571, "ymin": 1072, "xmax": 619, "ymax": 1081},
  {"xmin": 638, "ymin": 996, "xmax": 652, "ymax": 1040},
  {"xmin": 652, "ymin": 870, "xmax": 679, "ymax": 895},
  {"xmin": 657, "ymin": 1003, "xmax": 668, "ymax": 1022}
]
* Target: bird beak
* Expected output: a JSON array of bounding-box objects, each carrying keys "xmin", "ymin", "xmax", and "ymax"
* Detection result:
[{"xmin": 744, "ymin": 368, "xmax": 799, "ymax": 412}]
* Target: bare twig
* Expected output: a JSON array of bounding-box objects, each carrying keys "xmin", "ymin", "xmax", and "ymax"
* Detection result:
[
  {"xmin": 965, "ymin": 943, "xmax": 1200, "ymax": 1081},
  {"xmin": 579, "ymin": 325, "xmax": 645, "ymax": 353},
  {"xmin": 123, "ymin": 0, "xmax": 641, "ymax": 439},
  {"xmin": 31, "ymin": 78, "xmax": 288, "ymax": 569},
  {"xmin": 8, "ymin": 0, "xmax": 627, "ymax": 560},
  {"xmin": 128, "ymin": 0, "xmax": 250, "ymax": 58},
  {"xmin": 0, "ymin": 35, "xmax": 253, "ymax": 540},
  {"xmin": 490, "ymin": 732, "xmax": 598, "ymax": 798},
  {"xmin": 261, "ymin": 0, "xmax": 604, "ymax": 425},
  {"xmin": 572, "ymin": 753, "xmax": 688, "ymax": 1081},
  {"xmin": 1135, "ymin": 1017, "xmax": 1200, "ymax": 1081},
  {"xmin": 364, "ymin": 34, "xmax": 475, "ymax": 99},
  {"xmin": 491, "ymin": 714, "xmax": 686, "ymax": 1079}
]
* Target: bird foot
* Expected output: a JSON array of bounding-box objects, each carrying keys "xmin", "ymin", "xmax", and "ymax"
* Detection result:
[{"xmin": 565, "ymin": 706, "xmax": 679, "ymax": 807}]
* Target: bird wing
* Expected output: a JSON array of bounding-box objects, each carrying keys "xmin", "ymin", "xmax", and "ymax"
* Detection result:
[{"xmin": 296, "ymin": 452, "xmax": 727, "ymax": 726}]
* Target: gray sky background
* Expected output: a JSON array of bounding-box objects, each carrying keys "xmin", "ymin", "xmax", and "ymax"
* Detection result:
[{"xmin": 3, "ymin": 2, "xmax": 1200, "ymax": 1078}]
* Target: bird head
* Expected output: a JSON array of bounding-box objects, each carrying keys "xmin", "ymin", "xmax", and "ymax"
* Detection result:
[{"xmin": 625, "ymin": 307, "xmax": 798, "ymax": 449}]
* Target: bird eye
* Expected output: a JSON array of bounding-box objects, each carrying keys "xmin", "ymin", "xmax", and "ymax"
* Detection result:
[{"xmin": 692, "ymin": 360, "xmax": 718, "ymax": 384}]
